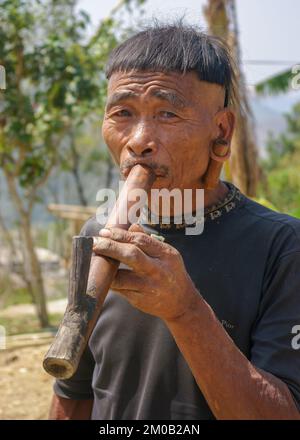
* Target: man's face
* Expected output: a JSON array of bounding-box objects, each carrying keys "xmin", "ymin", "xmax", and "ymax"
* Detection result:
[{"xmin": 102, "ymin": 70, "xmax": 226, "ymax": 191}]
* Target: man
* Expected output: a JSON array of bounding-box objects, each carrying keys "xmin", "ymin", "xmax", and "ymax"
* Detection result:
[{"xmin": 49, "ymin": 23, "xmax": 300, "ymax": 420}]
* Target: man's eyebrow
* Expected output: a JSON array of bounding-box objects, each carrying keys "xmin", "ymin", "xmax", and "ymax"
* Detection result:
[
  {"xmin": 106, "ymin": 91, "xmax": 138, "ymax": 110},
  {"xmin": 150, "ymin": 89, "xmax": 187, "ymax": 109},
  {"xmin": 105, "ymin": 89, "xmax": 188, "ymax": 110}
]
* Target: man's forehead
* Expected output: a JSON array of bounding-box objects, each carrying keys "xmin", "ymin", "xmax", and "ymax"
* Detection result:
[
  {"xmin": 108, "ymin": 70, "xmax": 186, "ymax": 86},
  {"xmin": 107, "ymin": 70, "xmax": 225, "ymax": 106}
]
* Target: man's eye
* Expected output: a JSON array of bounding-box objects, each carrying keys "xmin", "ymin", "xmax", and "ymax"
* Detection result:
[
  {"xmin": 114, "ymin": 109, "xmax": 131, "ymax": 117},
  {"xmin": 160, "ymin": 111, "xmax": 177, "ymax": 118}
]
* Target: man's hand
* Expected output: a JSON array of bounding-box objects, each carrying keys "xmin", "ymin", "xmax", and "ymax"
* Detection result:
[
  {"xmin": 92, "ymin": 224, "xmax": 199, "ymax": 321},
  {"xmin": 49, "ymin": 394, "xmax": 93, "ymax": 420},
  {"xmin": 93, "ymin": 224, "xmax": 300, "ymax": 420}
]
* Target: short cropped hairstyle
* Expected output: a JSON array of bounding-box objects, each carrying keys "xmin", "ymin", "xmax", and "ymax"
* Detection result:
[{"xmin": 105, "ymin": 22, "xmax": 237, "ymax": 107}]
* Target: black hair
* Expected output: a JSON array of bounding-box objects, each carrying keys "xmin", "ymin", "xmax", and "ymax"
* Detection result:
[{"xmin": 105, "ymin": 22, "xmax": 237, "ymax": 107}]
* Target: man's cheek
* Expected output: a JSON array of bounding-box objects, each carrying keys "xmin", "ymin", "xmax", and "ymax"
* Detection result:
[
  {"xmin": 102, "ymin": 124, "xmax": 123, "ymax": 159},
  {"xmin": 101, "ymin": 118, "xmax": 110, "ymax": 141}
]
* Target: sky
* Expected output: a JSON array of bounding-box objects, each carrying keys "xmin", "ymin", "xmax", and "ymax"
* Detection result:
[{"xmin": 77, "ymin": 0, "xmax": 300, "ymax": 86}]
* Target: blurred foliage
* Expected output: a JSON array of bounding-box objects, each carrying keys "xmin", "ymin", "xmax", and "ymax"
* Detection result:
[
  {"xmin": 255, "ymin": 69, "xmax": 294, "ymax": 95},
  {"xmin": 259, "ymin": 102, "xmax": 300, "ymax": 218},
  {"xmin": 0, "ymin": 268, "xmax": 67, "ymax": 308},
  {"xmin": 0, "ymin": 0, "xmax": 146, "ymax": 201},
  {"xmin": 0, "ymin": 275, "xmax": 32, "ymax": 307},
  {"xmin": 0, "ymin": 313, "xmax": 63, "ymax": 335},
  {"xmin": 0, "ymin": 0, "xmax": 120, "ymax": 191},
  {"xmin": 0, "ymin": 0, "xmax": 146, "ymax": 327}
]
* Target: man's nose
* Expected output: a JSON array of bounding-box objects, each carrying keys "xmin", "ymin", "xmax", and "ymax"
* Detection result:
[{"xmin": 127, "ymin": 122, "xmax": 158, "ymax": 157}]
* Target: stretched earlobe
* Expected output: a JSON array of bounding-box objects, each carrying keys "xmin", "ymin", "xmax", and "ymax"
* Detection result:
[
  {"xmin": 210, "ymin": 139, "xmax": 231, "ymax": 162},
  {"xmin": 202, "ymin": 139, "xmax": 231, "ymax": 190}
]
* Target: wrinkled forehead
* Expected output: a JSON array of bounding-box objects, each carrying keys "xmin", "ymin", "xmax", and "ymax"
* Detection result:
[{"xmin": 107, "ymin": 70, "xmax": 225, "ymax": 109}]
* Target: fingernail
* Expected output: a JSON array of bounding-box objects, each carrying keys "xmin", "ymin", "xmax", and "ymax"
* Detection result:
[
  {"xmin": 93, "ymin": 236, "xmax": 100, "ymax": 246},
  {"xmin": 100, "ymin": 228, "xmax": 111, "ymax": 237}
]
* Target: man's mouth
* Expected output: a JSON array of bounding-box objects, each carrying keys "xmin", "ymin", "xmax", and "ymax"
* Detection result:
[{"xmin": 120, "ymin": 161, "xmax": 169, "ymax": 179}]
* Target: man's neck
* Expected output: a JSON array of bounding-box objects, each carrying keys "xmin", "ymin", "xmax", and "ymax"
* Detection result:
[
  {"xmin": 204, "ymin": 180, "xmax": 229, "ymax": 210},
  {"xmin": 147, "ymin": 180, "xmax": 229, "ymax": 219}
]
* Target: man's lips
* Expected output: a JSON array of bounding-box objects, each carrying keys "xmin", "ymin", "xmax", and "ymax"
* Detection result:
[{"xmin": 120, "ymin": 161, "xmax": 169, "ymax": 179}]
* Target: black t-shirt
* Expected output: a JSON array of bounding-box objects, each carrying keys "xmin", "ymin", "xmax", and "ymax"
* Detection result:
[{"xmin": 54, "ymin": 183, "xmax": 300, "ymax": 419}]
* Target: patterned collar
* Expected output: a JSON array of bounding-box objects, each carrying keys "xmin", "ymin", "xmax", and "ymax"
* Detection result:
[
  {"xmin": 139, "ymin": 182, "xmax": 244, "ymax": 231},
  {"xmin": 204, "ymin": 181, "xmax": 243, "ymax": 222}
]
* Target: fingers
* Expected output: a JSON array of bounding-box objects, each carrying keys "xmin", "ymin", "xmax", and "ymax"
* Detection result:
[
  {"xmin": 110, "ymin": 273, "xmax": 157, "ymax": 312},
  {"xmin": 112, "ymin": 289, "xmax": 147, "ymax": 310},
  {"xmin": 92, "ymin": 236, "xmax": 153, "ymax": 272},
  {"xmin": 128, "ymin": 223, "xmax": 145, "ymax": 233},
  {"xmin": 110, "ymin": 269, "xmax": 155, "ymax": 292},
  {"xmin": 98, "ymin": 226, "xmax": 166, "ymax": 258}
]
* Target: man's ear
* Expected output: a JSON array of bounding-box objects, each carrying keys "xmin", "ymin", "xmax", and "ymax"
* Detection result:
[
  {"xmin": 210, "ymin": 108, "xmax": 235, "ymax": 162},
  {"xmin": 202, "ymin": 108, "xmax": 235, "ymax": 190}
]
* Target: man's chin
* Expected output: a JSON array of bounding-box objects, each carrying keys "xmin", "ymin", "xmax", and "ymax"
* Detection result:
[{"xmin": 150, "ymin": 176, "xmax": 171, "ymax": 190}]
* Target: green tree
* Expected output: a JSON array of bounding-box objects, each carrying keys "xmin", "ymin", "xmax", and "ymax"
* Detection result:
[
  {"xmin": 0, "ymin": 0, "xmax": 143, "ymax": 326},
  {"xmin": 260, "ymin": 102, "xmax": 300, "ymax": 217},
  {"xmin": 255, "ymin": 68, "xmax": 299, "ymax": 95},
  {"xmin": 48, "ymin": 0, "xmax": 147, "ymax": 206}
]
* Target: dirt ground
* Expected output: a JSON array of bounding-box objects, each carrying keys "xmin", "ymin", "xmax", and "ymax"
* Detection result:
[{"xmin": 0, "ymin": 342, "xmax": 54, "ymax": 420}]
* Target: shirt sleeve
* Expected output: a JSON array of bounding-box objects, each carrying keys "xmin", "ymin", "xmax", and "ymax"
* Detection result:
[
  {"xmin": 53, "ymin": 344, "xmax": 95, "ymax": 400},
  {"xmin": 250, "ymin": 251, "xmax": 300, "ymax": 410},
  {"xmin": 53, "ymin": 218, "xmax": 99, "ymax": 400}
]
